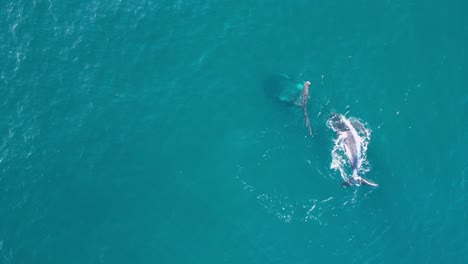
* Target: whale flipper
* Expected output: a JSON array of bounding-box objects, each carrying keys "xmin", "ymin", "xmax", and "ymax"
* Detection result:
[
  {"xmin": 350, "ymin": 118, "xmax": 368, "ymax": 137},
  {"xmin": 360, "ymin": 177, "xmax": 378, "ymax": 187}
]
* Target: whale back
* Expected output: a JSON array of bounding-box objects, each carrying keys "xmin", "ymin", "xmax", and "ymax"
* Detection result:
[
  {"xmin": 329, "ymin": 113, "xmax": 362, "ymax": 171},
  {"xmin": 342, "ymin": 132, "xmax": 360, "ymax": 170}
]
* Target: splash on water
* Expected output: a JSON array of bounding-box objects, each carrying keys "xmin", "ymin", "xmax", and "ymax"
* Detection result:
[{"xmin": 235, "ymin": 163, "xmax": 332, "ymax": 224}]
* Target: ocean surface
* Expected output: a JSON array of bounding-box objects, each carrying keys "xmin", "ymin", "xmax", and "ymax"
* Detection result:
[{"xmin": 1, "ymin": 0, "xmax": 467, "ymax": 263}]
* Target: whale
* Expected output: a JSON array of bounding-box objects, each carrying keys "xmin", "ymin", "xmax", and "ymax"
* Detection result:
[
  {"xmin": 263, "ymin": 74, "xmax": 314, "ymax": 136},
  {"xmin": 262, "ymin": 74, "xmax": 304, "ymax": 106},
  {"xmin": 328, "ymin": 113, "xmax": 378, "ymax": 187}
]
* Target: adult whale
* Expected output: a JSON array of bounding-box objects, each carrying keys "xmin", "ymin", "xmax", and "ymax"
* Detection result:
[{"xmin": 328, "ymin": 113, "xmax": 378, "ymax": 187}]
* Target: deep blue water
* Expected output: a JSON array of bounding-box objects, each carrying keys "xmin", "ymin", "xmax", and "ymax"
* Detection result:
[{"xmin": 1, "ymin": 0, "xmax": 467, "ymax": 263}]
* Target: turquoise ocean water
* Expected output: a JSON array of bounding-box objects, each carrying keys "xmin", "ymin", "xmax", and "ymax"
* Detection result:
[{"xmin": 1, "ymin": 0, "xmax": 467, "ymax": 263}]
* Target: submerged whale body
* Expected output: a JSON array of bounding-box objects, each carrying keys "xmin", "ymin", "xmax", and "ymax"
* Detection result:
[
  {"xmin": 263, "ymin": 74, "xmax": 303, "ymax": 106},
  {"xmin": 263, "ymin": 74, "xmax": 313, "ymax": 136},
  {"xmin": 328, "ymin": 113, "xmax": 378, "ymax": 187}
]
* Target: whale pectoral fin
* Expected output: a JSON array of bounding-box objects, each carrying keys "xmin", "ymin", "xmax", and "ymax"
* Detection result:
[
  {"xmin": 360, "ymin": 177, "xmax": 378, "ymax": 187},
  {"xmin": 350, "ymin": 119, "xmax": 368, "ymax": 136},
  {"xmin": 341, "ymin": 181, "xmax": 351, "ymax": 188}
]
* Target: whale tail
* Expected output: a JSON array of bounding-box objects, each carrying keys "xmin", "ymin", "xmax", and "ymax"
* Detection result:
[
  {"xmin": 360, "ymin": 177, "xmax": 378, "ymax": 187},
  {"xmin": 342, "ymin": 170, "xmax": 378, "ymax": 187}
]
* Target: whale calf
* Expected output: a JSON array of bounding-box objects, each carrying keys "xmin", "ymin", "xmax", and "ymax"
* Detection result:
[
  {"xmin": 263, "ymin": 74, "xmax": 314, "ymax": 136},
  {"xmin": 328, "ymin": 113, "xmax": 378, "ymax": 187}
]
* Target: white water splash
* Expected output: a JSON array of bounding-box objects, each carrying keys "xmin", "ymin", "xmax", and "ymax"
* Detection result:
[{"xmin": 235, "ymin": 164, "xmax": 331, "ymax": 224}]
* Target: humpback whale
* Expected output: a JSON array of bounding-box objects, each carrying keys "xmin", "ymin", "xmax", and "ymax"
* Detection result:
[
  {"xmin": 328, "ymin": 113, "xmax": 378, "ymax": 187},
  {"xmin": 262, "ymin": 74, "xmax": 314, "ymax": 136}
]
